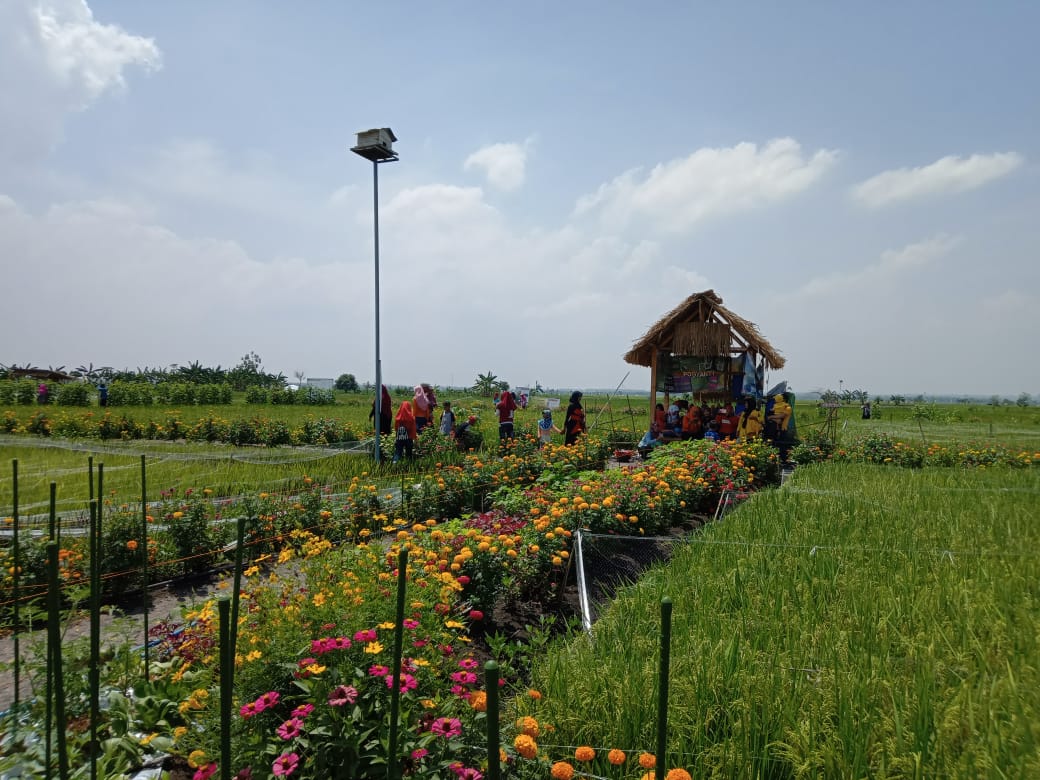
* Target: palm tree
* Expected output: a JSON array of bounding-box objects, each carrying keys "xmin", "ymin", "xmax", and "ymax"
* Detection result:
[{"xmin": 473, "ymin": 371, "xmax": 499, "ymax": 397}]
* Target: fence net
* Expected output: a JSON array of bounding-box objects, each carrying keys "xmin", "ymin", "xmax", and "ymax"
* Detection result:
[{"xmin": 574, "ymin": 491, "xmax": 754, "ymax": 631}]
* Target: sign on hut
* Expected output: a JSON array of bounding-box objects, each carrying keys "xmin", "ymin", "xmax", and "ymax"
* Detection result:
[{"xmin": 623, "ymin": 290, "xmax": 785, "ymax": 412}]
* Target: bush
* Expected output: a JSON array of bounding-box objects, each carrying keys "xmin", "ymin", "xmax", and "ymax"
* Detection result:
[
  {"xmin": 108, "ymin": 381, "xmax": 154, "ymax": 406},
  {"xmin": 269, "ymin": 387, "xmax": 297, "ymax": 405},
  {"xmin": 0, "ymin": 381, "xmax": 14, "ymax": 404},
  {"xmin": 15, "ymin": 380, "xmax": 36, "ymax": 405},
  {"xmin": 244, "ymin": 386, "xmax": 268, "ymax": 404},
  {"xmin": 56, "ymin": 382, "xmax": 91, "ymax": 407}
]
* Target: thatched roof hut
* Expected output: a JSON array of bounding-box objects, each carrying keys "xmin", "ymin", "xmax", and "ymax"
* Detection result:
[{"xmin": 624, "ymin": 290, "xmax": 783, "ymax": 409}]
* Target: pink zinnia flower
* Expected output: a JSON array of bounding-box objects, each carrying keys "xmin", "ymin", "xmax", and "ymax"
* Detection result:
[
  {"xmin": 450, "ymin": 671, "xmax": 477, "ymax": 685},
  {"xmin": 403, "ymin": 618, "xmax": 419, "ymax": 629},
  {"xmin": 368, "ymin": 664, "xmax": 390, "ymax": 677},
  {"xmin": 328, "ymin": 685, "xmax": 358, "ymax": 706},
  {"xmin": 276, "ymin": 718, "xmax": 303, "ymax": 740},
  {"xmin": 385, "ymin": 673, "xmax": 418, "ymax": 692},
  {"xmin": 194, "ymin": 764, "xmax": 218, "ymax": 780},
  {"xmin": 430, "ymin": 717, "xmax": 463, "ymax": 739},
  {"xmin": 354, "ymin": 628, "xmax": 378, "ymax": 642},
  {"xmin": 411, "ymin": 748, "xmax": 429, "ymax": 761},
  {"xmin": 298, "ymin": 657, "xmax": 317, "ymax": 668},
  {"xmin": 458, "ymin": 658, "xmax": 479, "ymax": 670},
  {"xmin": 272, "ymin": 752, "xmax": 299, "ymax": 777},
  {"xmin": 291, "ymin": 704, "xmax": 314, "ymax": 719},
  {"xmin": 258, "ymin": 691, "xmax": 280, "ymax": 710},
  {"xmin": 240, "ymin": 701, "xmax": 260, "ymax": 719}
]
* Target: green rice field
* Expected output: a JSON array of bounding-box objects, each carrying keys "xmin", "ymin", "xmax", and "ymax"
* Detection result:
[{"xmin": 528, "ymin": 463, "xmax": 1040, "ymax": 777}]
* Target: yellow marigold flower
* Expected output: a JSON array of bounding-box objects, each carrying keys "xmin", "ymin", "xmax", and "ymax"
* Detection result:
[
  {"xmin": 638, "ymin": 752, "xmax": 656, "ymax": 768},
  {"xmin": 173, "ymin": 726, "xmax": 188, "ymax": 741},
  {"xmin": 246, "ymin": 650, "xmax": 262, "ymax": 662},
  {"xmin": 378, "ymin": 621, "xmax": 396, "ymax": 629},
  {"xmin": 278, "ymin": 548, "xmax": 294, "ymax": 564},
  {"xmin": 469, "ymin": 690, "xmax": 487, "ymax": 712},
  {"xmin": 516, "ymin": 716, "xmax": 540, "ymax": 738},
  {"xmin": 514, "ymin": 734, "xmax": 538, "ymax": 759},
  {"xmin": 139, "ymin": 732, "xmax": 157, "ymax": 746},
  {"xmin": 364, "ymin": 641, "xmax": 384, "ymax": 654},
  {"xmin": 305, "ymin": 663, "xmax": 326, "ymax": 675},
  {"xmin": 188, "ymin": 749, "xmax": 207, "ymax": 769},
  {"xmin": 551, "ymin": 761, "xmax": 575, "ymax": 779},
  {"xmin": 607, "ymin": 748, "xmax": 626, "ymax": 765},
  {"xmin": 574, "ymin": 746, "xmax": 595, "ymax": 762},
  {"xmin": 665, "ymin": 770, "xmax": 692, "ymax": 780},
  {"xmin": 312, "ymin": 593, "xmax": 326, "ymax": 607}
]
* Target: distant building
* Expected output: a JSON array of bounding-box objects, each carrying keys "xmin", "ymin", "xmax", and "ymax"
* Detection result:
[{"xmin": 306, "ymin": 378, "xmax": 335, "ymax": 390}]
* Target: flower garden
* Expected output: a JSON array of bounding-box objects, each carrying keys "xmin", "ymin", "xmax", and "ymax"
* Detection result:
[{"xmin": 1, "ymin": 424, "xmax": 1038, "ymax": 778}]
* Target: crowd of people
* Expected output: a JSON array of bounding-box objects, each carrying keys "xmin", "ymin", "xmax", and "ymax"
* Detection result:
[
  {"xmin": 638, "ymin": 392, "xmax": 795, "ymax": 460},
  {"xmin": 369, "ymin": 385, "xmax": 588, "ymax": 463}
]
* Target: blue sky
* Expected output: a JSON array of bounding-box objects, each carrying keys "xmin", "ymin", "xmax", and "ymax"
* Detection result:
[{"xmin": 1, "ymin": 1, "xmax": 1037, "ymax": 397}]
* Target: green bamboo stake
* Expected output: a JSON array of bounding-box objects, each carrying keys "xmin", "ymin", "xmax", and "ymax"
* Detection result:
[
  {"xmin": 47, "ymin": 542, "xmax": 70, "ymax": 780},
  {"xmin": 141, "ymin": 455, "xmax": 150, "ymax": 683},
  {"xmin": 229, "ymin": 514, "xmax": 246, "ymax": 668},
  {"xmin": 386, "ymin": 547, "xmax": 408, "ymax": 780},
  {"xmin": 484, "ymin": 660, "xmax": 501, "ymax": 780},
  {"xmin": 88, "ymin": 455, "xmax": 94, "ymax": 504},
  {"xmin": 11, "ymin": 459, "xmax": 20, "ymax": 737},
  {"xmin": 655, "ymin": 597, "xmax": 673, "ymax": 777},
  {"xmin": 218, "ymin": 599, "xmax": 232, "ymax": 780},
  {"xmin": 89, "ymin": 499, "xmax": 100, "ymax": 780},
  {"xmin": 49, "ymin": 482, "xmax": 57, "ymax": 540}
]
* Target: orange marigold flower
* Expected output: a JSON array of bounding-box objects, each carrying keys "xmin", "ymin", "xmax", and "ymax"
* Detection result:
[
  {"xmin": 639, "ymin": 753, "xmax": 657, "ymax": 768},
  {"xmin": 513, "ymin": 734, "xmax": 538, "ymax": 759},
  {"xmin": 551, "ymin": 761, "xmax": 575, "ymax": 780},
  {"xmin": 126, "ymin": 540, "xmax": 138, "ymax": 551},
  {"xmin": 665, "ymin": 770, "xmax": 692, "ymax": 780},
  {"xmin": 574, "ymin": 746, "xmax": 595, "ymax": 762},
  {"xmin": 527, "ymin": 689, "xmax": 542, "ymax": 700},
  {"xmin": 515, "ymin": 716, "xmax": 540, "ymax": 738},
  {"xmin": 469, "ymin": 691, "xmax": 487, "ymax": 712},
  {"xmin": 608, "ymin": 748, "xmax": 627, "ymax": 765}
]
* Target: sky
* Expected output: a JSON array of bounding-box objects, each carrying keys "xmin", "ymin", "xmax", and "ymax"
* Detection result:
[{"xmin": 1, "ymin": 1, "xmax": 1038, "ymax": 398}]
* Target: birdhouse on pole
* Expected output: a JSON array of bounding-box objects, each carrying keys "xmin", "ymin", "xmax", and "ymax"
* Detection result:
[{"xmin": 352, "ymin": 128, "xmax": 398, "ymax": 162}]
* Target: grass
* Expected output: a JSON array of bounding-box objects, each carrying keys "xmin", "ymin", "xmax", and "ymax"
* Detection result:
[{"xmin": 528, "ymin": 463, "xmax": 1040, "ymax": 777}]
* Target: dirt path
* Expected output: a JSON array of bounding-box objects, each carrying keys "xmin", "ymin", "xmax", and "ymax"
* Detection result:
[{"xmin": 0, "ymin": 572, "xmax": 226, "ymax": 712}]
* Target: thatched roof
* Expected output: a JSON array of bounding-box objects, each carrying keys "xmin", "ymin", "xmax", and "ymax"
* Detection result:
[{"xmin": 624, "ymin": 290, "xmax": 785, "ymax": 370}]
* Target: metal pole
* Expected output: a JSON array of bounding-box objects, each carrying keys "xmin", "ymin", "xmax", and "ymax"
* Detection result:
[
  {"xmin": 373, "ymin": 158, "xmax": 382, "ymax": 465},
  {"xmin": 12, "ymin": 460, "xmax": 19, "ymax": 728},
  {"xmin": 89, "ymin": 499, "xmax": 100, "ymax": 780},
  {"xmin": 218, "ymin": 599, "xmax": 232, "ymax": 780},
  {"xmin": 141, "ymin": 455, "xmax": 150, "ymax": 683}
]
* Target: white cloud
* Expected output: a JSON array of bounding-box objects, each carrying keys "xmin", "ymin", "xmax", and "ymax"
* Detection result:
[
  {"xmin": 463, "ymin": 141, "xmax": 531, "ymax": 192},
  {"xmin": 574, "ymin": 138, "xmax": 838, "ymax": 233},
  {"xmin": 0, "ymin": 0, "xmax": 160, "ymax": 165},
  {"xmin": 851, "ymin": 152, "xmax": 1023, "ymax": 208},
  {"xmin": 797, "ymin": 234, "xmax": 961, "ymax": 298}
]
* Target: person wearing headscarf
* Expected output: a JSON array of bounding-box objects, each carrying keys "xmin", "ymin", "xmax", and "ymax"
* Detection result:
[
  {"xmin": 536, "ymin": 408, "xmax": 561, "ymax": 447},
  {"xmin": 393, "ymin": 401, "xmax": 417, "ymax": 462},
  {"xmin": 368, "ymin": 384, "xmax": 393, "ymax": 436},
  {"xmin": 495, "ymin": 388, "xmax": 518, "ymax": 441},
  {"xmin": 564, "ymin": 391, "xmax": 586, "ymax": 446},
  {"xmin": 413, "ymin": 385, "xmax": 431, "ymax": 433},
  {"xmin": 737, "ymin": 398, "xmax": 764, "ymax": 441}
]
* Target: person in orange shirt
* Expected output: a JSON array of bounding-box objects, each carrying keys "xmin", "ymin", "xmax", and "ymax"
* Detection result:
[{"xmin": 393, "ymin": 401, "xmax": 417, "ymax": 463}]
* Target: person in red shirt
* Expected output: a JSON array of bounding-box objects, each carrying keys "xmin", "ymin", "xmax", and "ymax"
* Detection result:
[
  {"xmin": 564, "ymin": 391, "xmax": 586, "ymax": 446},
  {"xmin": 495, "ymin": 390, "xmax": 518, "ymax": 442}
]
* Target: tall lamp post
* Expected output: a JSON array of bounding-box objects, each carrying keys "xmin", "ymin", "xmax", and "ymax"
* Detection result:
[{"xmin": 352, "ymin": 127, "xmax": 399, "ymax": 464}]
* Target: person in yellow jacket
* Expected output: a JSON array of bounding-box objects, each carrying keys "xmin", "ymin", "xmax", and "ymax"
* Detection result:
[
  {"xmin": 768, "ymin": 394, "xmax": 791, "ymax": 434},
  {"xmin": 738, "ymin": 399, "xmax": 764, "ymax": 440}
]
